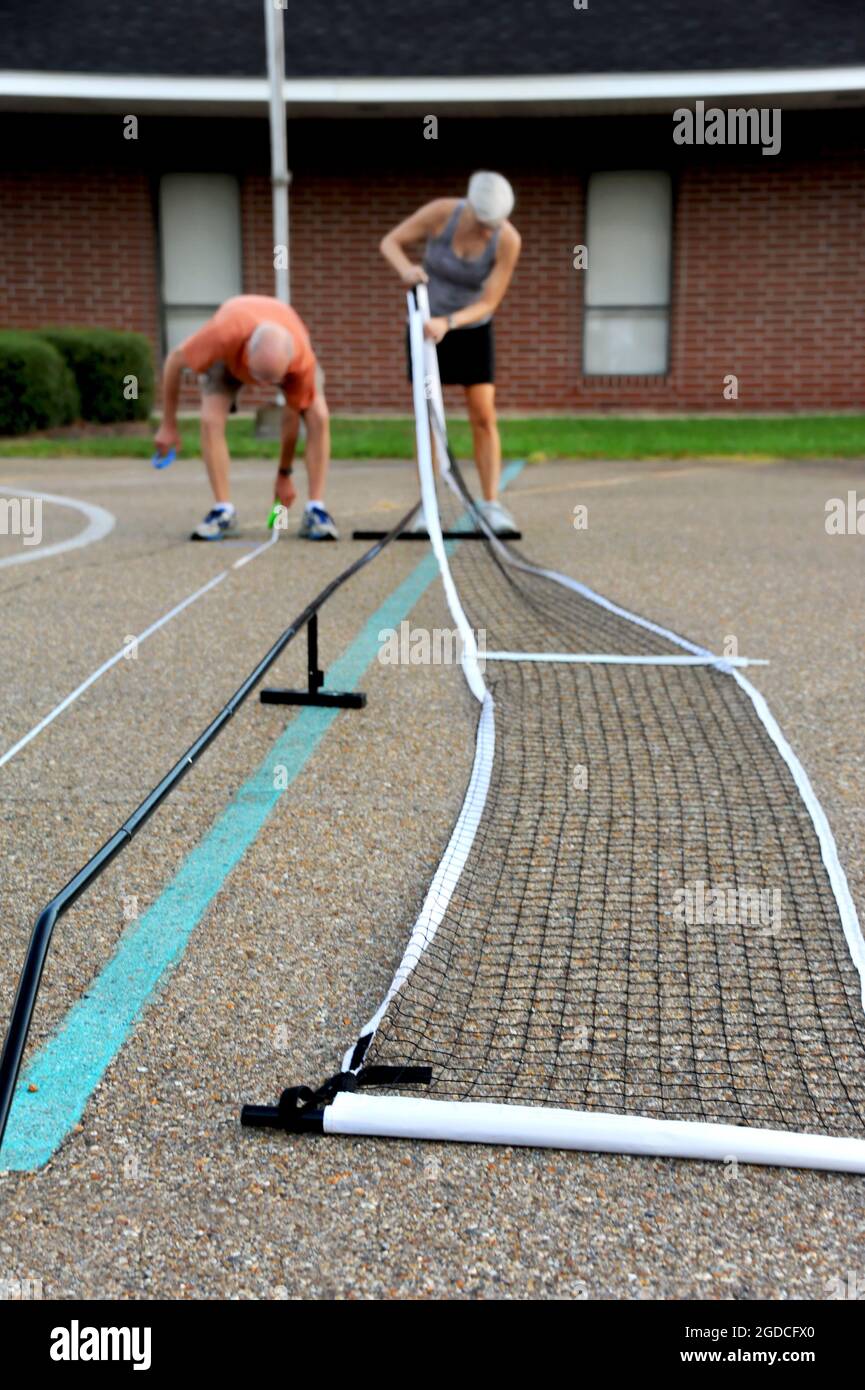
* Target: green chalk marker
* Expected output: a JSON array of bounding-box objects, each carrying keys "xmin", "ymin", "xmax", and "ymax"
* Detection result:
[{"xmin": 267, "ymin": 501, "xmax": 283, "ymax": 530}]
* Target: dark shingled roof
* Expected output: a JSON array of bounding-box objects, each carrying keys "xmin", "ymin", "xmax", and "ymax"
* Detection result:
[{"xmin": 0, "ymin": 0, "xmax": 862, "ymax": 79}]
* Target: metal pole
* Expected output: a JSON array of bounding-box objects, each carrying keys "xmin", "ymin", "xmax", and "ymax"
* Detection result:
[{"xmin": 264, "ymin": 0, "xmax": 290, "ymax": 305}]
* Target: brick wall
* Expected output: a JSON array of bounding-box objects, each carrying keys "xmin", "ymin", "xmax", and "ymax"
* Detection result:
[
  {"xmin": 275, "ymin": 154, "xmax": 865, "ymax": 412},
  {"xmin": 2, "ymin": 112, "xmax": 864, "ymax": 414},
  {"xmin": 0, "ymin": 166, "xmax": 159, "ymax": 346}
]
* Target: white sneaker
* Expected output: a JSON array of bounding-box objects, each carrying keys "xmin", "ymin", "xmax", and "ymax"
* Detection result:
[
  {"xmin": 477, "ymin": 498, "xmax": 517, "ymax": 536},
  {"xmin": 299, "ymin": 503, "xmax": 339, "ymax": 541},
  {"xmin": 190, "ymin": 504, "xmax": 238, "ymax": 541}
]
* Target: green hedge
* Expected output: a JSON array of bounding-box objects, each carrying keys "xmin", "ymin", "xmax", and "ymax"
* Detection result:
[
  {"xmin": 37, "ymin": 327, "xmax": 155, "ymax": 423},
  {"xmin": 0, "ymin": 332, "xmax": 80, "ymax": 435}
]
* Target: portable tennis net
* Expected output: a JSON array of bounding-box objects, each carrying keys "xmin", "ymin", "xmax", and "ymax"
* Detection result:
[{"xmin": 242, "ymin": 287, "xmax": 865, "ymax": 1173}]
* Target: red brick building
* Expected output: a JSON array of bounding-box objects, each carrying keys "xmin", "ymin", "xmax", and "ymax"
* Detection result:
[{"xmin": 2, "ymin": 1, "xmax": 864, "ymax": 413}]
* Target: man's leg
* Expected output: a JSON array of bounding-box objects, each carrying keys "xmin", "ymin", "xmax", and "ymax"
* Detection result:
[
  {"xmin": 302, "ymin": 390, "xmax": 331, "ymax": 502},
  {"xmin": 297, "ymin": 390, "xmax": 338, "ymax": 538},
  {"xmin": 200, "ymin": 391, "xmax": 232, "ymax": 503},
  {"xmin": 465, "ymin": 383, "xmax": 501, "ymax": 502}
]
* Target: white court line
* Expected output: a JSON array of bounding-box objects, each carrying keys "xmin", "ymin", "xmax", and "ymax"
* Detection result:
[
  {"xmin": 482, "ymin": 651, "xmax": 768, "ymax": 667},
  {"xmin": 0, "ymin": 531, "xmax": 279, "ymax": 769},
  {"xmin": 0, "ymin": 486, "xmax": 115, "ymax": 569},
  {"xmin": 231, "ymin": 529, "xmax": 279, "ymax": 569}
]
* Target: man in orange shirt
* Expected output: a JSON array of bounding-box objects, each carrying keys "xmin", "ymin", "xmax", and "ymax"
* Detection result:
[{"xmin": 154, "ymin": 295, "xmax": 338, "ymax": 540}]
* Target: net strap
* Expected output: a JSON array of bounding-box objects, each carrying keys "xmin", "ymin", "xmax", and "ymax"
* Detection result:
[{"xmin": 407, "ymin": 289, "xmax": 486, "ymax": 702}]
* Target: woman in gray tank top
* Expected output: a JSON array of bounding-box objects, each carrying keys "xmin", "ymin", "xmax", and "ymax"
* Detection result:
[{"xmin": 380, "ymin": 171, "xmax": 522, "ymax": 535}]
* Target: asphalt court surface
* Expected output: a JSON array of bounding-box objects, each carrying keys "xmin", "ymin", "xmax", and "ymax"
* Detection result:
[{"xmin": 0, "ymin": 451, "xmax": 862, "ymax": 1299}]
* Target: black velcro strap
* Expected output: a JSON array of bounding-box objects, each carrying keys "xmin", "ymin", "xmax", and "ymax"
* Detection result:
[{"xmin": 349, "ymin": 1033, "xmax": 373, "ymax": 1071}]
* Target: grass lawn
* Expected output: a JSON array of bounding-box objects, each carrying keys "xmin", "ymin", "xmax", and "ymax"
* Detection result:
[{"xmin": 1, "ymin": 414, "xmax": 864, "ymax": 461}]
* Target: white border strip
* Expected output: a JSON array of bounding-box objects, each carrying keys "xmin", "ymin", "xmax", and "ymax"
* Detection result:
[
  {"xmin": 417, "ymin": 285, "xmax": 453, "ymax": 478},
  {"xmin": 326, "ymin": 1093, "xmax": 865, "ymax": 1174},
  {"xmin": 5, "ymin": 67, "xmax": 865, "ymax": 106},
  {"xmin": 344, "ymin": 694, "xmax": 496, "ymax": 1069},
  {"xmin": 483, "ymin": 650, "xmax": 766, "ymax": 667},
  {"xmin": 732, "ymin": 668, "xmax": 865, "ymax": 1012}
]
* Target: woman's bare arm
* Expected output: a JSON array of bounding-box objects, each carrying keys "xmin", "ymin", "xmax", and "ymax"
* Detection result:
[{"xmin": 379, "ymin": 198, "xmax": 456, "ymax": 285}]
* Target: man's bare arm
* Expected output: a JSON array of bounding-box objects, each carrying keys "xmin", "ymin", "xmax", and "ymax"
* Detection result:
[
  {"xmin": 273, "ymin": 404, "xmax": 300, "ymax": 508},
  {"xmin": 154, "ymin": 347, "xmax": 187, "ymax": 452}
]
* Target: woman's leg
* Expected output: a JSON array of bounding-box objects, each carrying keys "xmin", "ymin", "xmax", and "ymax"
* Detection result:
[{"xmin": 465, "ymin": 382, "xmax": 500, "ymax": 502}]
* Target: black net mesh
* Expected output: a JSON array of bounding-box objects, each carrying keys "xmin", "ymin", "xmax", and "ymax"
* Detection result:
[{"xmin": 354, "ymin": 459, "xmax": 865, "ymax": 1139}]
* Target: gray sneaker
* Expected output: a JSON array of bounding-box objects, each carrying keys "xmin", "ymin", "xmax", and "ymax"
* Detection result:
[
  {"xmin": 190, "ymin": 505, "xmax": 238, "ymax": 541},
  {"xmin": 299, "ymin": 503, "xmax": 339, "ymax": 541},
  {"xmin": 477, "ymin": 498, "xmax": 517, "ymax": 536}
]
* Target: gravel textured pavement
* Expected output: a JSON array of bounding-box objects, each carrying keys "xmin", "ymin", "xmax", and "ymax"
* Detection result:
[{"xmin": 0, "ymin": 452, "xmax": 862, "ymax": 1300}]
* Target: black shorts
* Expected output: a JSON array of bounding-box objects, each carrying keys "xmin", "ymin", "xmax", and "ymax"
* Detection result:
[{"xmin": 406, "ymin": 321, "xmax": 495, "ymax": 387}]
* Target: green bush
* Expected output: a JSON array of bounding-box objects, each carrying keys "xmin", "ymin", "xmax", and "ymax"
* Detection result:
[
  {"xmin": 0, "ymin": 331, "xmax": 80, "ymax": 435},
  {"xmin": 38, "ymin": 327, "xmax": 155, "ymax": 423}
]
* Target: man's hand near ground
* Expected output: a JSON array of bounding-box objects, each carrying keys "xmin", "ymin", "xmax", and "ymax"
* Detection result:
[
  {"xmin": 274, "ymin": 468, "xmax": 297, "ymax": 510},
  {"xmin": 154, "ymin": 419, "xmax": 180, "ymax": 457}
]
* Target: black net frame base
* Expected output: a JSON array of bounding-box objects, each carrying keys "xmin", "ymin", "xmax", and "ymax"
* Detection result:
[{"xmin": 352, "ymin": 529, "xmax": 522, "ymax": 542}]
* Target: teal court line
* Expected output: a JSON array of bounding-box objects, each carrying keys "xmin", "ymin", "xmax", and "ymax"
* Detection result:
[{"xmin": 0, "ymin": 463, "xmax": 524, "ymax": 1171}]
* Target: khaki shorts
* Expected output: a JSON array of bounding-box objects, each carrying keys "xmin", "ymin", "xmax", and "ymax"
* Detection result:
[
  {"xmin": 200, "ymin": 359, "xmax": 325, "ymax": 412},
  {"xmin": 200, "ymin": 361, "xmax": 243, "ymax": 411}
]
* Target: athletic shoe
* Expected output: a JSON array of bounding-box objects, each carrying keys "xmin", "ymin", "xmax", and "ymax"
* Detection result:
[
  {"xmin": 190, "ymin": 505, "xmax": 238, "ymax": 541},
  {"xmin": 477, "ymin": 498, "xmax": 518, "ymax": 536},
  {"xmin": 299, "ymin": 503, "xmax": 339, "ymax": 541}
]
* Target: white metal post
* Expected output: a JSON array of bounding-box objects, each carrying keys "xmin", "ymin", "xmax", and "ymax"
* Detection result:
[{"xmin": 264, "ymin": 0, "xmax": 290, "ymax": 305}]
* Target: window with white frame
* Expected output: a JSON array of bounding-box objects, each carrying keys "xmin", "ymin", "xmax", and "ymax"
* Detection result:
[
  {"xmin": 582, "ymin": 171, "xmax": 672, "ymax": 375},
  {"xmin": 159, "ymin": 173, "xmax": 242, "ymax": 352}
]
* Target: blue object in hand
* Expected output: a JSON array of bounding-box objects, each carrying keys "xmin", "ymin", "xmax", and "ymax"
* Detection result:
[{"xmin": 151, "ymin": 448, "xmax": 176, "ymax": 470}]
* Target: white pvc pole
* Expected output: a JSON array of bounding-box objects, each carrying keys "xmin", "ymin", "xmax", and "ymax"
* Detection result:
[
  {"xmin": 264, "ymin": 0, "xmax": 290, "ymax": 305},
  {"xmin": 326, "ymin": 1092, "xmax": 865, "ymax": 1175}
]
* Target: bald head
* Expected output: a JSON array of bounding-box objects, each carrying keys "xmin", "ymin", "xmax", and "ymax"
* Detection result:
[{"xmin": 248, "ymin": 321, "xmax": 296, "ymax": 383}]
